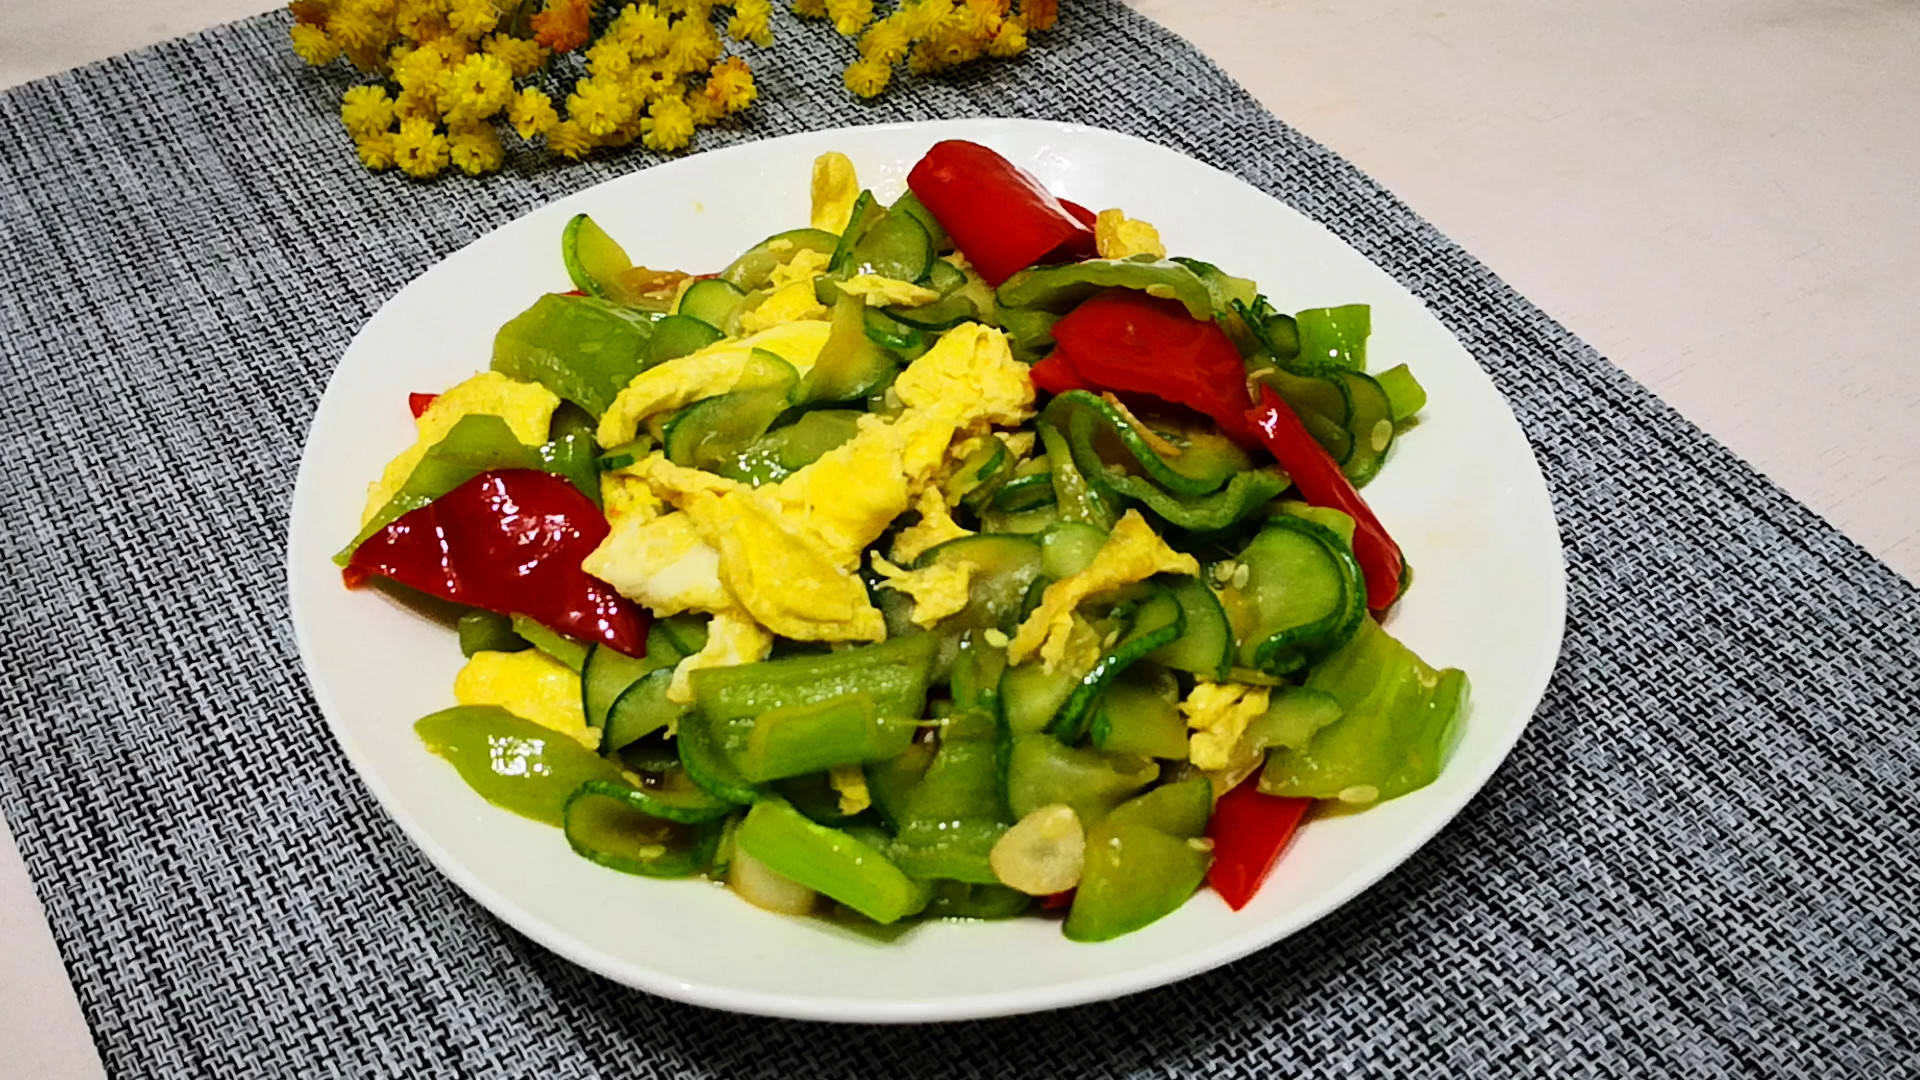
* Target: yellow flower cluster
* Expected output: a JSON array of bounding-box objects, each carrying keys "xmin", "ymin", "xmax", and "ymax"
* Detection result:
[
  {"xmin": 290, "ymin": 0, "xmax": 769, "ymax": 178},
  {"xmin": 789, "ymin": 0, "xmax": 1058, "ymax": 98}
]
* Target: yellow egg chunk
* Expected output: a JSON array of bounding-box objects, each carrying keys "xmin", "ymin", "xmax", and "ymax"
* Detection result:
[
  {"xmin": 871, "ymin": 555, "xmax": 973, "ymax": 629},
  {"xmin": 762, "ymin": 414, "xmax": 913, "ymax": 567},
  {"xmin": 668, "ymin": 609, "xmax": 775, "ymax": 704},
  {"xmin": 889, "ymin": 486, "xmax": 972, "ymax": 564},
  {"xmin": 892, "ymin": 323, "xmax": 1035, "ymax": 431},
  {"xmin": 1094, "ymin": 209, "xmax": 1167, "ymax": 260},
  {"xmin": 738, "ymin": 281, "xmax": 829, "ymax": 334},
  {"xmin": 361, "ymin": 371, "xmax": 560, "ymax": 523},
  {"xmin": 595, "ymin": 321, "xmax": 832, "ymax": 447},
  {"xmin": 682, "ymin": 491, "xmax": 887, "ymax": 642},
  {"xmin": 581, "ymin": 510, "xmax": 731, "ymax": 615},
  {"xmin": 769, "ymin": 247, "xmax": 832, "ymax": 290},
  {"xmin": 839, "ymin": 274, "xmax": 940, "ymax": 308},
  {"xmin": 453, "ymin": 650, "xmax": 598, "ymax": 751},
  {"xmin": 810, "ymin": 151, "xmax": 860, "ymax": 234},
  {"xmin": 1008, "ymin": 510, "xmax": 1201, "ymax": 671},
  {"xmin": 1181, "ymin": 682, "xmax": 1271, "ymax": 771},
  {"xmin": 598, "ymin": 471, "xmax": 665, "ymax": 530}
]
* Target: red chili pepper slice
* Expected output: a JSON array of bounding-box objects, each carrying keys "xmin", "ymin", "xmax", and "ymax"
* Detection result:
[
  {"xmin": 1248, "ymin": 386, "xmax": 1404, "ymax": 610},
  {"xmin": 1027, "ymin": 350, "xmax": 1094, "ymax": 395},
  {"xmin": 407, "ymin": 392, "xmax": 438, "ymax": 418},
  {"xmin": 348, "ymin": 468, "xmax": 648, "ymax": 655},
  {"xmin": 907, "ymin": 140, "xmax": 1096, "ymax": 287},
  {"xmin": 1048, "ymin": 289, "xmax": 1262, "ymax": 446},
  {"xmin": 1206, "ymin": 775, "xmax": 1312, "ymax": 911}
]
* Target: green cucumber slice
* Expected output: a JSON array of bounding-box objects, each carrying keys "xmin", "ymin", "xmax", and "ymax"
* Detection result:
[
  {"xmin": 728, "ymin": 409, "xmax": 863, "ymax": 485},
  {"xmin": 1089, "ymin": 666, "xmax": 1188, "ymax": 759},
  {"xmin": 1149, "ymin": 574, "xmax": 1233, "ymax": 680},
  {"xmin": 676, "ymin": 710, "xmax": 761, "ymax": 805},
  {"xmin": 581, "ymin": 643, "xmax": 658, "ymax": 731},
  {"xmin": 603, "ymin": 667, "xmax": 688, "ymax": 754},
  {"xmin": 889, "ymin": 190, "xmax": 951, "ymax": 252},
  {"xmin": 1337, "ymin": 370, "xmax": 1395, "ymax": 487},
  {"xmin": 1047, "ymin": 584, "xmax": 1186, "ymax": 744},
  {"xmin": 800, "ymin": 293, "xmax": 897, "ymax": 404},
  {"xmin": 562, "ymin": 213, "xmax": 635, "ymax": 303},
  {"xmin": 993, "ymin": 473, "xmax": 1057, "ymax": 513},
  {"xmin": 677, "ymin": 277, "xmax": 746, "ymax": 329},
  {"xmin": 563, "ymin": 781, "xmax": 722, "ymax": 876},
  {"xmin": 1037, "ymin": 521, "xmax": 1108, "ymax": 578},
  {"xmin": 1230, "ymin": 516, "xmax": 1366, "ymax": 675},
  {"xmin": 849, "ymin": 212, "xmax": 932, "ymax": 283},
  {"xmin": 720, "ymin": 227, "xmax": 839, "ymax": 292},
  {"xmin": 647, "ymin": 314, "xmax": 725, "ymax": 367},
  {"xmin": 911, "ymin": 534, "xmax": 1046, "ymax": 634}
]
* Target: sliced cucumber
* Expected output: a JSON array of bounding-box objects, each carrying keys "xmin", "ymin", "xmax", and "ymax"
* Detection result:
[
  {"xmin": 800, "ymin": 293, "xmax": 897, "ymax": 404},
  {"xmin": 1004, "ymin": 734, "xmax": 1158, "ymax": 824},
  {"xmin": 1038, "ymin": 521, "xmax": 1108, "ymax": 578},
  {"xmin": 828, "ymin": 191, "xmax": 881, "ymax": 272},
  {"xmin": 1089, "ymin": 666, "xmax": 1188, "ymax": 758},
  {"xmin": 999, "ymin": 661, "xmax": 1082, "ymax": 738},
  {"xmin": 998, "ymin": 307, "xmax": 1060, "ymax": 363},
  {"xmin": 677, "ymin": 710, "xmax": 761, "ymax": 805},
  {"xmin": 729, "ymin": 409, "xmax": 862, "ymax": 485},
  {"xmin": 647, "ymin": 314, "xmax": 724, "ymax": 368},
  {"xmin": 941, "ymin": 437, "xmax": 1011, "ymax": 508},
  {"xmin": 1245, "ymin": 686, "xmax": 1343, "ymax": 753},
  {"xmin": 889, "ymin": 190, "xmax": 951, "ymax": 253},
  {"xmin": 1229, "ymin": 516, "xmax": 1366, "ymax": 675},
  {"xmin": 1048, "ymin": 584, "xmax": 1186, "ymax": 744},
  {"xmin": 993, "ymin": 473, "xmax": 1058, "ymax": 513},
  {"xmin": 597, "ymin": 437, "xmax": 652, "ymax": 471},
  {"xmin": 849, "ymin": 213, "xmax": 932, "ymax": 283},
  {"xmin": 1337, "ymin": 370, "xmax": 1395, "ymax": 487},
  {"xmin": 1149, "ymin": 574, "xmax": 1233, "ymax": 680},
  {"xmin": 921, "ymin": 256, "xmax": 964, "ymax": 294},
  {"xmin": 677, "ymin": 277, "xmax": 746, "ymax": 330},
  {"xmin": 581, "ymin": 643, "xmax": 659, "ymax": 732},
  {"xmin": 862, "ymin": 307, "xmax": 925, "ymax": 353},
  {"xmin": 651, "ymin": 613, "xmax": 710, "ymax": 657},
  {"xmin": 562, "ymin": 213, "xmax": 636, "ymax": 303},
  {"xmin": 912, "ymin": 534, "xmax": 1046, "ymax": 634},
  {"xmin": 563, "ymin": 781, "xmax": 723, "ymax": 876},
  {"xmin": 719, "ymin": 227, "xmax": 839, "ymax": 292},
  {"xmin": 603, "ymin": 667, "xmax": 688, "ymax": 754},
  {"xmin": 662, "ymin": 388, "xmax": 791, "ymax": 473}
]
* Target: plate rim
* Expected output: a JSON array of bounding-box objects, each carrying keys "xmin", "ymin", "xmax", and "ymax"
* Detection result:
[{"xmin": 286, "ymin": 116, "xmax": 1568, "ymax": 1023}]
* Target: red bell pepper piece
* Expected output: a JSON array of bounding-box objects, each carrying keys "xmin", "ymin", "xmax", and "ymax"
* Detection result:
[
  {"xmin": 1048, "ymin": 290, "xmax": 1262, "ymax": 446},
  {"xmin": 407, "ymin": 392, "xmax": 438, "ymax": 418},
  {"xmin": 1206, "ymin": 775, "xmax": 1312, "ymax": 911},
  {"xmin": 906, "ymin": 140, "xmax": 1096, "ymax": 286},
  {"xmin": 1039, "ymin": 889, "xmax": 1075, "ymax": 911},
  {"xmin": 1027, "ymin": 350, "xmax": 1094, "ymax": 395},
  {"xmin": 1248, "ymin": 385, "xmax": 1404, "ymax": 610},
  {"xmin": 348, "ymin": 469, "xmax": 648, "ymax": 655}
]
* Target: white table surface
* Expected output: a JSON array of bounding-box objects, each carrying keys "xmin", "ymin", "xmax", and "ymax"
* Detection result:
[{"xmin": 3, "ymin": 1, "xmax": 1916, "ymax": 1072}]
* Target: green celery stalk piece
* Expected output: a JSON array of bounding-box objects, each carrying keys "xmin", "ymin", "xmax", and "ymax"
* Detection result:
[{"xmin": 736, "ymin": 798, "xmax": 931, "ymax": 924}]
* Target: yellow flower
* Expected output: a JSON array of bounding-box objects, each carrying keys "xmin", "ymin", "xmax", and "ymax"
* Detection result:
[
  {"xmin": 340, "ymin": 84, "xmax": 397, "ymax": 136},
  {"xmin": 447, "ymin": 120, "xmax": 505, "ymax": 174},
  {"xmin": 446, "ymin": 0, "xmax": 498, "ymax": 38},
  {"xmin": 482, "ymin": 33, "xmax": 548, "ymax": 76},
  {"xmin": 790, "ymin": 0, "xmax": 826, "ymax": 16},
  {"xmin": 662, "ymin": 18, "xmax": 721, "ymax": 73},
  {"xmin": 507, "ymin": 85, "xmax": 559, "ymax": 137},
  {"xmin": 843, "ymin": 56, "xmax": 890, "ymax": 98},
  {"xmin": 823, "ymin": 0, "xmax": 873, "ymax": 35},
  {"xmin": 726, "ymin": 0, "xmax": 773, "ymax": 47},
  {"xmin": 567, "ymin": 76, "xmax": 637, "ymax": 136},
  {"xmin": 1019, "ymin": 0, "xmax": 1055, "ymax": 32},
  {"xmin": 606, "ymin": 3, "xmax": 671, "ymax": 56},
  {"xmin": 704, "ymin": 56, "xmax": 757, "ymax": 113},
  {"xmin": 899, "ymin": 0, "xmax": 951, "ymax": 37},
  {"xmin": 395, "ymin": 0, "xmax": 446, "ymax": 40},
  {"xmin": 856, "ymin": 16, "xmax": 910, "ymax": 64},
  {"xmin": 642, "ymin": 92, "xmax": 695, "ymax": 151},
  {"xmin": 628, "ymin": 61, "xmax": 684, "ymax": 101},
  {"xmin": 438, "ymin": 52, "xmax": 514, "ymax": 121},
  {"xmin": 689, "ymin": 90, "xmax": 726, "ymax": 126},
  {"xmin": 586, "ymin": 38, "xmax": 635, "ymax": 77},
  {"xmin": 546, "ymin": 119, "xmax": 595, "ymax": 159},
  {"xmin": 354, "ymin": 130, "xmax": 396, "ymax": 170},
  {"xmin": 393, "ymin": 89, "xmax": 441, "ymax": 121},
  {"xmin": 391, "ymin": 40, "xmax": 448, "ymax": 92},
  {"xmin": 290, "ymin": 23, "xmax": 342, "ymax": 64},
  {"xmin": 289, "ymin": 0, "xmax": 333, "ymax": 26},
  {"xmin": 910, "ymin": 24, "xmax": 983, "ymax": 72},
  {"xmin": 599, "ymin": 114, "xmax": 646, "ymax": 147},
  {"xmin": 325, "ymin": 5, "xmax": 386, "ymax": 49},
  {"xmin": 986, "ymin": 13, "xmax": 1026, "ymax": 56},
  {"xmin": 391, "ymin": 117, "xmax": 450, "ymax": 178},
  {"xmin": 361, "ymin": 0, "xmax": 398, "ymax": 15}
]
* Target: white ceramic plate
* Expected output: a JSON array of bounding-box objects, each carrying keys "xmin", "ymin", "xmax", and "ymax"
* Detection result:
[{"xmin": 287, "ymin": 118, "xmax": 1565, "ymax": 1023}]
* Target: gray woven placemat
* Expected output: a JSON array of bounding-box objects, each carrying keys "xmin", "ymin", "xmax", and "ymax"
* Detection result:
[{"xmin": 3, "ymin": 4, "xmax": 1916, "ymax": 1076}]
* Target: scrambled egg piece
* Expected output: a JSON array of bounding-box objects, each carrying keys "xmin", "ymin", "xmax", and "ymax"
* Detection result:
[
  {"xmin": 893, "ymin": 323, "xmax": 1035, "ymax": 430},
  {"xmin": 668, "ymin": 608, "xmax": 776, "ymax": 704},
  {"xmin": 454, "ymin": 649, "xmax": 597, "ymax": 751},
  {"xmin": 1094, "ymin": 209, "xmax": 1167, "ymax": 260},
  {"xmin": 1182, "ymin": 681, "xmax": 1271, "ymax": 771},
  {"xmin": 684, "ymin": 490, "xmax": 887, "ymax": 641},
  {"xmin": 764, "ymin": 415, "xmax": 916, "ymax": 565},
  {"xmin": 872, "ymin": 554, "xmax": 973, "ymax": 628},
  {"xmin": 581, "ymin": 511, "xmax": 731, "ymax": 615},
  {"xmin": 1008, "ymin": 510, "xmax": 1201, "ymax": 670},
  {"xmin": 599, "ymin": 471, "xmax": 664, "ymax": 530},
  {"xmin": 596, "ymin": 320, "xmax": 832, "ymax": 447},
  {"xmin": 890, "ymin": 486, "xmax": 972, "ymax": 564},
  {"xmin": 362, "ymin": 371, "xmax": 559, "ymax": 523},
  {"xmin": 769, "ymin": 247, "xmax": 832, "ymax": 290},
  {"xmin": 829, "ymin": 764, "xmax": 872, "ymax": 816},
  {"xmin": 839, "ymin": 274, "xmax": 940, "ymax": 308},
  {"xmin": 810, "ymin": 151, "xmax": 860, "ymax": 234},
  {"xmin": 738, "ymin": 281, "xmax": 828, "ymax": 334}
]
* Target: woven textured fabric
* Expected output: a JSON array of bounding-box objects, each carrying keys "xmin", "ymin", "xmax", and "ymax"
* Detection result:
[{"xmin": 3, "ymin": 3, "xmax": 1917, "ymax": 1076}]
